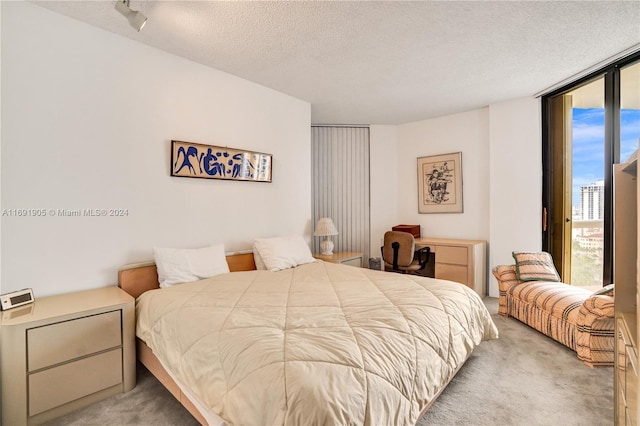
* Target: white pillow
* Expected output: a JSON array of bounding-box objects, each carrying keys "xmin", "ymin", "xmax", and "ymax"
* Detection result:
[
  {"xmin": 253, "ymin": 246, "xmax": 267, "ymax": 270},
  {"xmin": 153, "ymin": 244, "xmax": 229, "ymax": 288},
  {"xmin": 253, "ymin": 235, "xmax": 315, "ymax": 272}
]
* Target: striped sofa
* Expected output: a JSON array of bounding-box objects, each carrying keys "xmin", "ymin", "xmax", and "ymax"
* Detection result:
[{"xmin": 493, "ymin": 265, "xmax": 614, "ymax": 367}]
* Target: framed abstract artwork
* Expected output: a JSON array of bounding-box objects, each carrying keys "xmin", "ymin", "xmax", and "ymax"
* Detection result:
[
  {"xmin": 417, "ymin": 152, "xmax": 463, "ymax": 213},
  {"xmin": 171, "ymin": 140, "xmax": 272, "ymax": 183}
]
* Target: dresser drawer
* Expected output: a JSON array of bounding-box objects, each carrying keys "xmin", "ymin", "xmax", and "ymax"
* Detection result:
[
  {"xmin": 28, "ymin": 310, "xmax": 121, "ymax": 371},
  {"xmin": 435, "ymin": 263, "xmax": 468, "ymax": 285},
  {"xmin": 436, "ymin": 246, "xmax": 467, "ymax": 265},
  {"xmin": 29, "ymin": 348, "xmax": 122, "ymax": 416}
]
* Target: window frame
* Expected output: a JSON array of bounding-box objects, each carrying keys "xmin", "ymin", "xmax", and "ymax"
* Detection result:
[{"xmin": 541, "ymin": 51, "xmax": 640, "ymax": 286}]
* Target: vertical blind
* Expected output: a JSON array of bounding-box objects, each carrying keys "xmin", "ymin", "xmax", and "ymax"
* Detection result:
[{"xmin": 311, "ymin": 126, "xmax": 371, "ymax": 263}]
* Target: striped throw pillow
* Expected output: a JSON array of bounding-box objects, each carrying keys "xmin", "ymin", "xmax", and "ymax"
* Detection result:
[{"xmin": 512, "ymin": 251, "xmax": 561, "ymax": 282}]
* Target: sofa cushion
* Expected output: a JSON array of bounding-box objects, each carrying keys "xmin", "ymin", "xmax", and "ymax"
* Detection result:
[
  {"xmin": 512, "ymin": 251, "xmax": 561, "ymax": 282},
  {"xmin": 510, "ymin": 281, "xmax": 592, "ymax": 320},
  {"xmin": 509, "ymin": 281, "xmax": 593, "ymax": 350}
]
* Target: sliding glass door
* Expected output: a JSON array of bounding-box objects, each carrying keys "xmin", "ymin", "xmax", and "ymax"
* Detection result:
[{"xmin": 542, "ymin": 53, "xmax": 640, "ymax": 288}]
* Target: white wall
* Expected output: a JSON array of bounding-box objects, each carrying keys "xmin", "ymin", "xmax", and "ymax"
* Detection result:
[
  {"xmin": 488, "ymin": 97, "xmax": 542, "ymax": 296},
  {"xmin": 369, "ymin": 125, "xmax": 398, "ymax": 258},
  {"xmin": 0, "ymin": 1, "xmax": 3, "ymax": 297},
  {"xmin": 369, "ymin": 102, "xmax": 541, "ymax": 297},
  {"xmin": 395, "ymin": 109, "xmax": 491, "ymax": 241},
  {"xmin": 1, "ymin": 2, "xmax": 311, "ymax": 297}
]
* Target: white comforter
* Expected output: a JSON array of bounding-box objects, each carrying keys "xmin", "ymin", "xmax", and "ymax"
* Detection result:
[{"xmin": 137, "ymin": 261, "xmax": 498, "ymax": 425}]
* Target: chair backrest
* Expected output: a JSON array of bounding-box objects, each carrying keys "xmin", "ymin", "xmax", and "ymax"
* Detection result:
[{"xmin": 382, "ymin": 231, "xmax": 416, "ymax": 268}]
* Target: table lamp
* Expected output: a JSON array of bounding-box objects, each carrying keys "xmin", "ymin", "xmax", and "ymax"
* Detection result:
[{"xmin": 314, "ymin": 218, "xmax": 339, "ymax": 255}]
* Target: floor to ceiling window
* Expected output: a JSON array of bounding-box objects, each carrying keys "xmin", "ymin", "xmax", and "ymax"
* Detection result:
[
  {"xmin": 542, "ymin": 52, "xmax": 640, "ymax": 289},
  {"xmin": 569, "ymin": 77, "xmax": 605, "ymax": 290}
]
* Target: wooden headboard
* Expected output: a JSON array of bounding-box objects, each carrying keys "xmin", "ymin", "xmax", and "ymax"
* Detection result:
[{"xmin": 118, "ymin": 252, "xmax": 256, "ymax": 299}]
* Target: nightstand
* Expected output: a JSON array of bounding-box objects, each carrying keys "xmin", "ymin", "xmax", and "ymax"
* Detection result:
[
  {"xmin": 314, "ymin": 251, "xmax": 363, "ymax": 267},
  {"xmin": 0, "ymin": 286, "xmax": 136, "ymax": 425}
]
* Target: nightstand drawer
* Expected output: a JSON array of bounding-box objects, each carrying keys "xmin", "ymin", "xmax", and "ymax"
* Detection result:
[
  {"xmin": 29, "ymin": 348, "xmax": 122, "ymax": 416},
  {"xmin": 28, "ymin": 310, "xmax": 121, "ymax": 371}
]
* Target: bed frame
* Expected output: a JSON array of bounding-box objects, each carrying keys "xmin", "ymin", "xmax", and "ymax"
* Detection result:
[{"xmin": 118, "ymin": 252, "xmax": 256, "ymax": 425}]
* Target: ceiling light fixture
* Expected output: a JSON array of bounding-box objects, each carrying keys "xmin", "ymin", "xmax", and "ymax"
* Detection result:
[{"xmin": 115, "ymin": 0, "xmax": 147, "ymax": 32}]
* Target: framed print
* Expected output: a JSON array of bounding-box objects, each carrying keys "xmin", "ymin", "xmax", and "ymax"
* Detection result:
[
  {"xmin": 171, "ymin": 140, "xmax": 272, "ymax": 183},
  {"xmin": 417, "ymin": 152, "xmax": 463, "ymax": 213}
]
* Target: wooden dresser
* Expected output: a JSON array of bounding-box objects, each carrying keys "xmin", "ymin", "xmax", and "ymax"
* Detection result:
[
  {"xmin": 0, "ymin": 286, "xmax": 136, "ymax": 425},
  {"xmin": 614, "ymin": 156, "xmax": 639, "ymax": 426},
  {"xmin": 415, "ymin": 237, "xmax": 486, "ymax": 297}
]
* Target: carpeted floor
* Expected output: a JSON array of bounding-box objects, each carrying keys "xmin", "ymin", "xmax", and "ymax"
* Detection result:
[
  {"xmin": 45, "ymin": 298, "xmax": 613, "ymax": 426},
  {"xmin": 418, "ymin": 299, "xmax": 613, "ymax": 426}
]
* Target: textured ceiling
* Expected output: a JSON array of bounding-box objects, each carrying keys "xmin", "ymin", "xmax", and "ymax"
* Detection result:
[{"xmin": 33, "ymin": 1, "xmax": 640, "ymax": 125}]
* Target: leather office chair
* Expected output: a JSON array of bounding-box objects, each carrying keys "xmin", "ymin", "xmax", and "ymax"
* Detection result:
[{"xmin": 381, "ymin": 231, "xmax": 430, "ymax": 274}]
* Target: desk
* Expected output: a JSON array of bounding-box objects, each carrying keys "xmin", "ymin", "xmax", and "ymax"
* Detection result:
[{"xmin": 415, "ymin": 238, "xmax": 486, "ymax": 296}]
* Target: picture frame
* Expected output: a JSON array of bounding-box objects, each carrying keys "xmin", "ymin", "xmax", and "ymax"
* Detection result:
[
  {"xmin": 171, "ymin": 140, "xmax": 272, "ymax": 183},
  {"xmin": 417, "ymin": 152, "xmax": 463, "ymax": 213}
]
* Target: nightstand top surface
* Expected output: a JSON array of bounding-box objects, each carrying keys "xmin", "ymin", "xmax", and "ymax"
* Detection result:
[
  {"xmin": 313, "ymin": 251, "xmax": 362, "ymax": 261},
  {"xmin": 1, "ymin": 286, "xmax": 133, "ymax": 326}
]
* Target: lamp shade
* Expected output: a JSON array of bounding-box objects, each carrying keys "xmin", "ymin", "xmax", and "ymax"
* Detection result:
[{"xmin": 314, "ymin": 218, "xmax": 338, "ymax": 237}]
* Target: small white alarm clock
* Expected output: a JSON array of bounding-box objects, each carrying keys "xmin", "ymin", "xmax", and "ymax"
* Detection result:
[{"xmin": 0, "ymin": 288, "xmax": 35, "ymax": 311}]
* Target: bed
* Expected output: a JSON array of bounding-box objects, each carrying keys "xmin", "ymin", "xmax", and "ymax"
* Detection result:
[{"xmin": 119, "ymin": 251, "xmax": 498, "ymax": 425}]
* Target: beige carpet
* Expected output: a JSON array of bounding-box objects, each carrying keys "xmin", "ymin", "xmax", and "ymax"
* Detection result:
[
  {"xmin": 418, "ymin": 298, "xmax": 612, "ymax": 426},
  {"xmin": 45, "ymin": 298, "xmax": 613, "ymax": 426}
]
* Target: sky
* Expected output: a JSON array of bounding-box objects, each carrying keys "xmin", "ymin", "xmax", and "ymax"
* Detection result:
[{"xmin": 571, "ymin": 107, "xmax": 640, "ymax": 206}]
